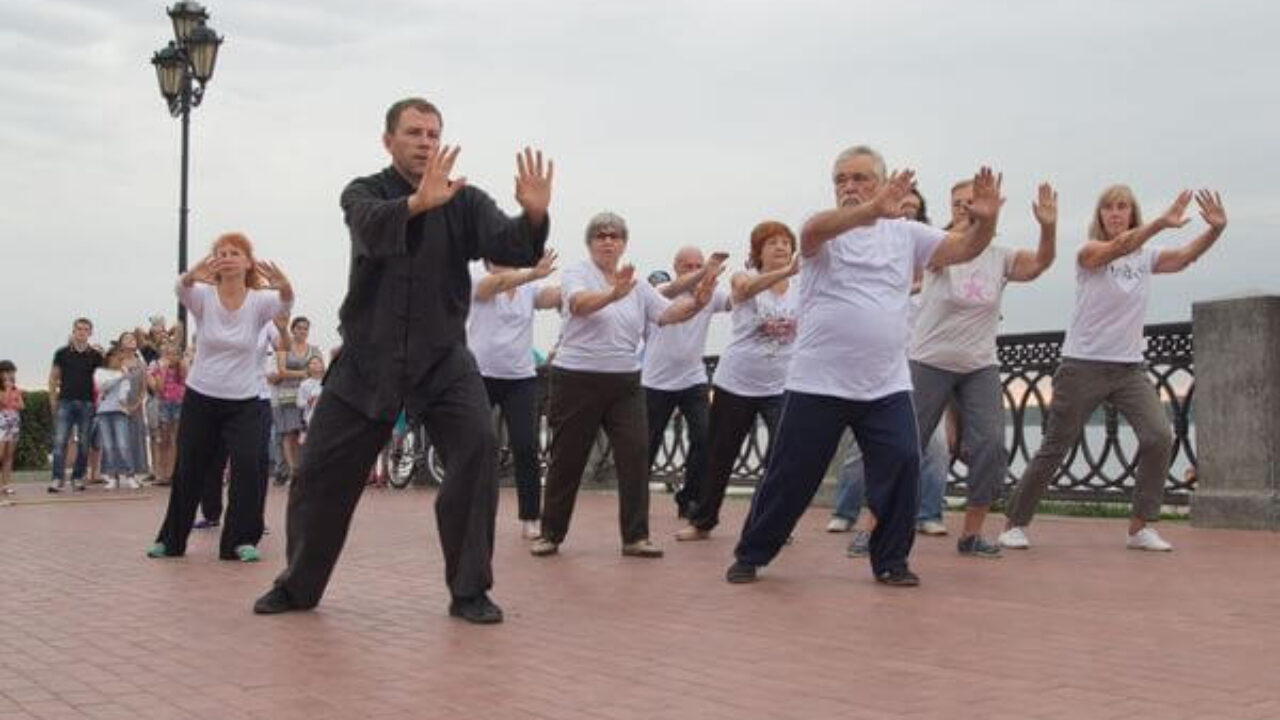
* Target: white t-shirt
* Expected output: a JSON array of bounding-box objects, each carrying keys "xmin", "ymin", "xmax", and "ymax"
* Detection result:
[
  {"xmin": 710, "ymin": 272, "xmax": 800, "ymax": 397},
  {"xmin": 297, "ymin": 377, "xmax": 323, "ymax": 425},
  {"xmin": 1061, "ymin": 245, "xmax": 1160, "ymax": 363},
  {"xmin": 467, "ymin": 264, "xmax": 541, "ymax": 380},
  {"xmin": 257, "ymin": 324, "xmax": 280, "ymax": 401},
  {"xmin": 787, "ymin": 218, "xmax": 945, "ymax": 401},
  {"xmin": 93, "ymin": 369, "xmax": 130, "ymax": 413},
  {"xmin": 641, "ymin": 287, "xmax": 731, "ymax": 391},
  {"xmin": 910, "ymin": 245, "xmax": 1015, "ymax": 373},
  {"xmin": 552, "ymin": 259, "xmax": 671, "ymax": 373},
  {"xmin": 180, "ymin": 281, "xmax": 290, "ymax": 401}
]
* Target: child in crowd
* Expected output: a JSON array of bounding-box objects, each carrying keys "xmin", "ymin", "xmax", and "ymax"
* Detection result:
[
  {"xmin": 0, "ymin": 360, "xmax": 23, "ymax": 497},
  {"xmin": 93, "ymin": 347, "xmax": 138, "ymax": 490},
  {"xmin": 295, "ymin": 355, "xmax": 325, "ymax": 442},
  {"xmin": 147, "ymin": 341, "xmax": 187, "ymax": 484}
]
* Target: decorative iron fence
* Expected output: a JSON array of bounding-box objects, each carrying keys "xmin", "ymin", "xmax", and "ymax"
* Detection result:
[{"xmin": 645, "ymin": 321, "xmax": 1197, "ymax": 504}]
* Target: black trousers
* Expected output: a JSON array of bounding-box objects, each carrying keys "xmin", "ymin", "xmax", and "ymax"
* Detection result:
[
  {"xmin": 270, "ymin": 360, "xmax": 498, "ymax": 606},
  {"xmin": 482, "ymin": 376, "xmax": 541, "ymax": 521},
  {"xmin": 540, "ymin": 368, "xmax": 650, "ymax": 545},
  {"xmin": 734, "ymin": 390, "xmax": 921, "ymax": 577},
  {"xmin": 644, "ymin": 383, "xmax": 710, "ymax": 515},
  {"xmin": 155, "ymin": 388, "xmax": 266, "ymax": 559},
  {"xmin": 199, "ymin": 399, "xmax": 272, "ymax": 523},
  {"xmin": 688, "ymin": 386, "xmax": 782, "ymax": 531}
]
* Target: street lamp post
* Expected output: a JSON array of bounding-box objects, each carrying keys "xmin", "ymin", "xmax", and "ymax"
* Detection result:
[{"xmin": 151, "ymin": 1, "xmax": 223, "ymax": 345}]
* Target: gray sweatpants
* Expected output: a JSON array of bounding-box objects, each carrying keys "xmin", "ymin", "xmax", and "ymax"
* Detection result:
[
  {"xmin": 1005, "ymin": 358, "xmax": 1173, "ymax": 526},
  {"xmin": 909, "ymin": 361, "xmax": 1005, "ymax": 508}
]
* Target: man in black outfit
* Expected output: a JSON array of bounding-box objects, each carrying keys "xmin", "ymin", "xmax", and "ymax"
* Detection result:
[{"xmin": 254, "ymin": 98, "xmax": 553, "ymax": 624}]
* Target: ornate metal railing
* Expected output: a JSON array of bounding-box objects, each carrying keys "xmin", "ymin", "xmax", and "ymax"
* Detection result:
[{"xmin": 644, "ymin": 321, "xmax": 1197, "ymax": 503}]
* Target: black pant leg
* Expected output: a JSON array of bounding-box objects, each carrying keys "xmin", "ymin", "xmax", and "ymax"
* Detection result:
[
  {"xmin": 602, "ymin": 375, "xmax": 650, "ymax": 544},
  {"xmin": 422, "ymin": 369, "xmax": 499, "ymax": 600},
  {"xmin": 690, "ymin": 388, "xmax": 760, "ymax": 531},
  {"xmin": 643, "ymin": 388, "xmax": 679, "ymax": 479},
  {"xmin": 497, "ymin": 378, "xmax": 541, "ymax": 521},
  {"xmin": 200, "ymin": 437, "xmax": 226, "ymax": 522},
  {"xmin": 219, "ymin": 399, "xmax": 267, "ymax": 557},
  {"xmin": 271, "ymin": 392, "xmax": 391, "ymax": 608},
  {"xmin": 853, "ymin": 392, "xmax": 922, "ymax": 577},
  {"xmin": 673, "ymin": 384, "xmax": 710, "ymax": 513},
  {"xmin": 155, "ymin": 390, "xmax": 223, "ymax": 555}
]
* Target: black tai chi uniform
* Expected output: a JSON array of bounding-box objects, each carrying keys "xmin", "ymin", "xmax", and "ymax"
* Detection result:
[{"xmin": 267, "ymin": 166, "xmax": 548, "ymax": 607}]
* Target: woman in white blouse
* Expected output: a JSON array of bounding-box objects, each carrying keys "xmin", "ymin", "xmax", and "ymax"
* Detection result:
[
  {"xmin": 675, "ymin": 220, "xmax": 800, "ymax": 540},
  {"xmin": 531, "ymin": 212, "xmax": 716, "ymax": 558},
  {"xmin": 468, "ymin": 250, "xmax": 561, "ymax": 539},
  {"xmin": 148, "ymin": 232, "xmax": 293, "ymax": 563}
]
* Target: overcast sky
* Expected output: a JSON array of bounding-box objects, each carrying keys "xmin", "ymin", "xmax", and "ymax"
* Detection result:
[{"xmin": 2, "ymin": 0, "xmax": 1277, "ymax": 388}]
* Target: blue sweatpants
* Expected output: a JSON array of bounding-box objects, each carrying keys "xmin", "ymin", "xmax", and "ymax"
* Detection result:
[{"xmin": 733, "ymin": 390, "xmax": 922, "ymax": 577}]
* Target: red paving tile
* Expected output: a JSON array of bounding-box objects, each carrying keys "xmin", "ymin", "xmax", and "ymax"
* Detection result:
[{"xmin": 2, "ymin": 483, "xmax": 1280, "ymax": 720}]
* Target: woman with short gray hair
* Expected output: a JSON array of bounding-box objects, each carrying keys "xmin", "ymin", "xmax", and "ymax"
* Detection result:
[{"xmin": 532, "ymin": 212, "xmax": 719, "ymax": 558}]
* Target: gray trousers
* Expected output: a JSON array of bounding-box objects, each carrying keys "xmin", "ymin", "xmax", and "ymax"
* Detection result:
[
  {"xmin": 1005, "ymin": 358, "xmax": 1173, "ymax": 526},
  {"xmin": 541, "ymin": 368, "xmax": 650, "ymax": 545},
  {"xmin": 910, "ymin": 361, "xmax": 1005, "ymax": 508}
]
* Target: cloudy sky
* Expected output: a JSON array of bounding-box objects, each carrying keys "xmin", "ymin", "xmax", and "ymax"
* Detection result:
[{"xmin": 2, "ymin": 0, "xmax": 1277, "ymax": 387}]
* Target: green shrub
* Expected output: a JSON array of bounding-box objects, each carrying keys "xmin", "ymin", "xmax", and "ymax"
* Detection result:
[{"xmin": 16, "ymin": 391, "xmax": 51, "ymax": 471}]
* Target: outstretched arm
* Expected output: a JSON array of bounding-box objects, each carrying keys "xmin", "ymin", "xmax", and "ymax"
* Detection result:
[
  {"xmin": 569, "ymin": 264, "xmax": 637, "ymax": 317},
  {"xmin": 659, "ymin": 252, "xmax": 728, "ymax": 298},
  {"xmin": 534, "ymin": 284, "xmax": 562, "ymax": 310},
  {"xmin": 1079, "ymin": 190, "xmax": 1192, "ymax": 270},
  {"xmin": 1154, "ymin": 190, "xmax": 1227, "ymax": 274},
  {"xmin": 730, "ymin": 254, "xmax": 799, "ymax": 305},
  {"xmin": 658, "ymin": 270, "xmax": 719, "ymax": 326},
  {"xmin": 799, "ymin": 170, "xmax": 916, "ymax": 257},
  {"xmin": 475, "ymin": 250, "xmax": 559, "ymax": 301},
  {"xmin": 1008, "ymin": 182, "xmax": 1058, "ymax": 282},
  {"xmin": 929, "ymin": 167, "xmax": 1003, "ymax": 268}
]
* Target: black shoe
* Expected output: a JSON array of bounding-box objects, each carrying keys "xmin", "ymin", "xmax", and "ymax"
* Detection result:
[
  {"xmin": 448, "ymin": 594, "xmax": 504, "ymax": 624},
  {"xmin": 875, "ymin": 567, "xmax": 921, "ymax": 587},
  {"xmin": 956, "ymin": 534, "xmax": 1002, "ymax": 559},
  {"xmin": 725, "ymin": 561, "xmax": 758, "ymax": 584},
  {"xmin": 253, "ymin": 586, "xmax": 305, "ymax": 615}
]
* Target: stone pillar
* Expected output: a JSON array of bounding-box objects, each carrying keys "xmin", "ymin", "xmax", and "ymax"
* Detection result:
[{"xmin": 1190, "ymin": 295, "xmax": 1280, "ymax": 530}]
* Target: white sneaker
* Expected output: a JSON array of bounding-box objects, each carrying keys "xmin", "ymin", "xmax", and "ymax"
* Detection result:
[
  {"xmin": 1126, "ymin": 527, "xmax": 1173, "ymax": 552},
  {"xmin": 997, "ymin": 527, "xmax": 1030, "ymax": 549},
  {"xmin": 826, "ymin": 517, "xmax": 853, "ymax": 533},
  {"xmin": 124, "ymin": 476, "xmax": 142, "ymax": 490},
  {"xmin": 917, "ymin": 520, "xmax": 948, "ymax": 536},
  {"xmin": 521, "ymin": 520, "xmax": 540, "ymax": 540},
  {"xmin": 103, "ymin": 477, "xmax": 118, "ymax": 490}
]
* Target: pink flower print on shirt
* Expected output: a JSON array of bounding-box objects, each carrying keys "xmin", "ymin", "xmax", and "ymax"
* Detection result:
[
  {"xmin": 960, "ymin": 270, "xmax": 990, "ymax": 304},
  {"xmin": 755, "ymin": 313, "xmax": 798, "ymax": 350}
]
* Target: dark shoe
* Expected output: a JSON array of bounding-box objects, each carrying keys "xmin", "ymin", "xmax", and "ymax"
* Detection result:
[
  {"xmin": 957, "ymin": 534, "xmax": 1002, "ymax": 559},
  {"xmin": 846, "ymin": 529, "xmax": 871, "ymax": 558},
  {"xmin": 254, "ymin": 586, "xmax": 305, "ymax": 615},
  {"xmin": 875, "ymin": 567, "xmax": 921, "ymax": 587},
  {"xmin": 193, "ymin": 518, "xmax": 220, "ymax": 529},
  {"xmin": 448, "ymin": 594, "xmax": 504, "ymax": 625},
  {"xmin": 725, "ymin": 561, "xmax": 758, "ymax": 584}
]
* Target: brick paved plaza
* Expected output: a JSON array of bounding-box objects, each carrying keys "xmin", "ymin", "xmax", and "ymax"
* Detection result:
[{"xmin": 2, "ymin": 482, "xmax": 1278, "ymax": 720}]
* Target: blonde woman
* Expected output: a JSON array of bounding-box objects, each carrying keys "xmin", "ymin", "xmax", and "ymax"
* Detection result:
[{"xmin": 1000, "ymin": 187, "xmax": 1226, "ymax": 552}]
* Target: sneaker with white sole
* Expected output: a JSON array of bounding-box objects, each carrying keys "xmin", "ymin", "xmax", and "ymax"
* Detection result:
[
  {"xmin": 1126, "ymin": 527, "xmax": 1173, "ymax": 552},
  {"xmin": 103, "ymin": 477, "xmax": 118, "ymax": 490},
  {"xmin": 997, "ymin": 526, "xmax": 1030, "ymax": 549},
  {"xmin": 917, "ymin": 519, "xmax": 948, "ymax": 536},
  {"xmin": 826, "ymin": 516, "xmax": 853, "ymax": 533},
  {"xmin": 521, "ymin": 521, "xmax": 540, "ymax": 540},
  {"xmin": 124, "ymin": 476, "xmax": 142, "ymax": 490}
]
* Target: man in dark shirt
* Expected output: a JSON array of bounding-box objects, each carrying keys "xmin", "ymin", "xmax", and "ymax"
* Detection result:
[
  {"xmin": 255, "ymin": 98, "xmax": 552, "ymax": 624},
  {"xmin": 48, "ymin": 317, "xmax": 103, "ymax": 492}
]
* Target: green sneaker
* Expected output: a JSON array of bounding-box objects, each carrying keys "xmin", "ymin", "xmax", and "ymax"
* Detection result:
[
  {"xmin": 235, "ymin": 545, "xmax": 261, "ymax": 563},
  {"xmin": 146, "ymin": 542, "xmax": 168, "ymax": 559}
]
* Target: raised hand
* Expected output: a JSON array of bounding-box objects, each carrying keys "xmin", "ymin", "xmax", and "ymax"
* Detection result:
[
  {"xmin": 409, "ymin": 145, "xmax": 467, "ymax": 215},
  {"xmin": 1157, "ymin": 190, "xmax": 1194, "ymax": 230},
  {"xmin": 1196, "ymin": 189, "xmax": 1227, "ymax": 231},
  {"xmin": 185, "ymin": 254, "xmax": 218, "ymax": 285},
  {"xmin": 968, "ymin": 166, "xmax": 1005, "ymax": 225},
  {"xmin": 531, "ymin": 249, "xmax": 559, "ymax": 279},
  {"xmin": 692, "ymin": 267, "xmax": 719, "ymax": 306},
  {"xmin": 514, "ymin": 146, "xmax": 554, "ymax": 224},
  {"xmin": 255, "ymin": 260, "xmax": 292, "ymax": 292},
  {"xmin": 1032, "ymin": 182, "xmax": 1058, "ymax": 227},
  {"xmin": 610, "ymin": 263, "xmax": 637, "ymax": 300},
  {"xmin": 784, "ymin": 252, "xmax": 801, "ymax": 277},
  {"xmin": 870, "ymin": 169, "xmax": 916, "ymax": 217}
]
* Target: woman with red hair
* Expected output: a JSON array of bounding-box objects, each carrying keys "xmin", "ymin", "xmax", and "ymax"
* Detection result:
[
  {"xmin": 149, "ymin": 232, "xmax": 293, "ymax": 563},
  {"xmin": 675, "ymin": 221, "xmax": 800, "ymax": 540}
]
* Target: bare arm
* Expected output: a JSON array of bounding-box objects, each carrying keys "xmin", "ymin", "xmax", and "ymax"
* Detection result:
[
  {"xmin": 1079, "ymin": 190, "xmax": 1192, "ymax": 270},
  {"xmin": 659, "ymin": 252, "xmax": 728, "ymax": 298},
  {"xmin": 730, "ymin": 256, "xmax": 799, "ymax": 305},
  {"xmin": 800, "ymin": 170, "xmax": 915, "ymax": 257},
  {"xmin": 1154, "ymin": 190, "xmax": 1227, "ymax": 274},
  {"xmin": 534, "ymin": 284, "xmax": 562, "ymax": 310},
  {"xmin": 47, "ymin": 365, "xmax": 60, "ymax": 411},
  {"xmin": 568, "ymin": 265, "xmax": 636, "ymax": 317},
  {"xmin": 476, "ymin": 250, "xmax": 558, "ymax": 301},
  {"xmin": 1008, "ymin": 182, "xmax": 1058, "ymax": 282},
  {"xmin": 929, "ymin": 167, "xmax": 1003, "ymax": 268},
  {"xmin": 657, "ymin": 271, "xmax": 718, "ymax": 326}
]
